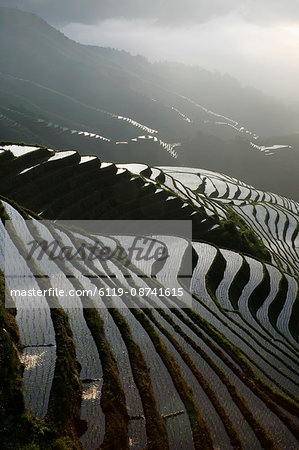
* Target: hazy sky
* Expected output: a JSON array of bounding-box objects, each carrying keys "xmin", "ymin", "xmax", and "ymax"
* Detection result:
[{"xmin": 1, "ymin": 0, "xmax": 299, "ymax": 102}]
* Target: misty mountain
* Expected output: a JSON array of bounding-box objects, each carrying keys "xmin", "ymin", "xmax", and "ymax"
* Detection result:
[{"xmin": 0, "ymin": 7, "xmax": 298, "ymax": 200}]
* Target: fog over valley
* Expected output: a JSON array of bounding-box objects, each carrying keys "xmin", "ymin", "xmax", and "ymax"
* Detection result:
[{"xmin": 1, "ymin": 0, "xmax": 299, "ymax": 103}]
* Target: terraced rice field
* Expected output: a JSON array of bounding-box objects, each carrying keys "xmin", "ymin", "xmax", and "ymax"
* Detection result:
[{"xmin": 0, "ymin": 144, "xmax": 298, "ymax": 449}]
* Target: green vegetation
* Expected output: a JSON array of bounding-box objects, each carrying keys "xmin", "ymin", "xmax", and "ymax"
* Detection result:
[
  {"xmin": 155, "ymin": 307, "xmax": 278, "ymax": 449},
  {"xmin": 144, "ymin": 308, "xmax": 242, "ymax": 449},
  {"xmin": 82, "ymin": 308, "xmax": 130, "ymax": 450},
  {"xmin": 0, "ymin": 273, "xmax": 82, "ymax": 449},
  {"xmin": 228, "ymin": 258, "xmax": 251, "ymax": 310},
  {"xmin": 268, "ymin": 276, "xmax": 289, "ymax": 333},
  {"xmin": 46, "ymin": 306, "xmax": 84, "ymax": 441},
  {"xmin": 247, "ymin": 265, "xmax": 271, "ymax": 316},
  {"xmin": 181, "ymin": 305, "xmax": 299, "ymax": 425},
  {"xmin": 289, "ymin": 295, "xmax": 299, "ymax": 342},
  {"xmin": 205, "ymin": 249, "xmax": 227, "ymax": 295},
  {"xmin": 209, "ymin": 211, "xmax": 271, "ymax": 263},
  {"xmin": 132, "ymin": 308, "xmax": 213, "ymax": 450},
  {"xmin": 0, "ymin": 215, "xmax": 85, "ymax": 447},
  {"xmin": 107, "ymin": 306, "xmax": 169, "ymax": 449}
]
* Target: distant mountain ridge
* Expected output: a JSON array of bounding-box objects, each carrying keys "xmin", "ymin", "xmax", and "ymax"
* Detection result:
[{"xmin": 0, "ymin": 6, "xmax": 299, "ymax": 201}]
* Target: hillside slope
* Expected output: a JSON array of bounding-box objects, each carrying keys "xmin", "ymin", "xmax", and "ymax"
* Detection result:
[
  {"xmin": 1, "ymin": 7, "xmax": 299, "ymax": 200},
  {"xmin": 0, "ymin": 143, "xmax": 298, "ymax": 449}
]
